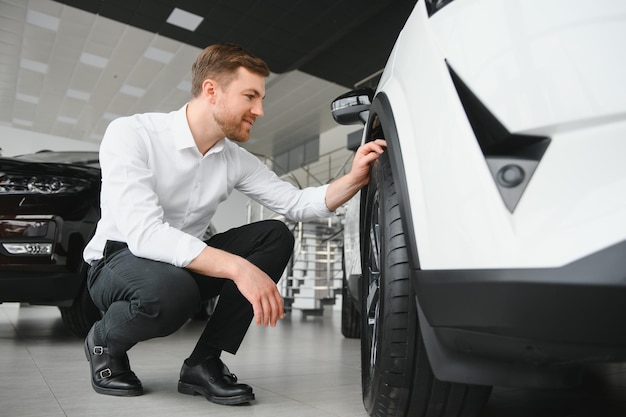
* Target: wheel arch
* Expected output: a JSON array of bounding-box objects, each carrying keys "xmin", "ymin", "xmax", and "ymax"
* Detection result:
[
  {"xmin": 364, "ymin": 92, "xmax": 421, "ymax": 274},
  {"xmin": 364, "ymin": 92, "xmax": 459, "ymax": 384}
]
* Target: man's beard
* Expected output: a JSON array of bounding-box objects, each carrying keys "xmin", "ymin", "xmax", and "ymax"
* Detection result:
[{"xmin": 214, "ymin": 107, "xmax": 252, "ymax": 143}]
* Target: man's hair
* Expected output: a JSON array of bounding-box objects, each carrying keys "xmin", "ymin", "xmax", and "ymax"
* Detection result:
[{"xmin": 191, "ymin": 43, "xmax": 270, "ymax": 97}]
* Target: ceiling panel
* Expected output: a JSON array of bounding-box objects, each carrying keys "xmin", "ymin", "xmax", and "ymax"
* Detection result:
[
  {"xmin": 0, "ymin": 0, "xmax": 416, "ymax": 157},
  {"xmin": 52, "ymin": 0, "xmax": 418, "ymax": 87}
]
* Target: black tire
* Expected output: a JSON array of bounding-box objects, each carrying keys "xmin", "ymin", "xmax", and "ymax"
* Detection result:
[
  {"xmin": 59, "ymin": 269, "xmax": 101, "ymax": 338},
  {"xmin": 360, "ymin": 152, "xmax": 491, "ymax": 417},
  {"xmin": 342, "ymin": 272, "xmax": 361, "ymax": 339}
]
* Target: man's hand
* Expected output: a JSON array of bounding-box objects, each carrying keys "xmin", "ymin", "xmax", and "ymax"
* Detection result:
[
  {"xmin": 186, "ymin": 246, "xmax": 284, "ymax": 327},
  {"xmin": 325, "ymin": 139, "xmax": 387, "ymax": 211},
  {"xmin": 350, "ymin": 139, "xmax": 387, "ymax": 187},
  {"xmin": 231, "ymin": 257, "xmax": 284, "ymax": 327}
]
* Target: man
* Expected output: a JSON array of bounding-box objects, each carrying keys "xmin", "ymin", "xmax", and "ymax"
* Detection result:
[{"xmin": 83, "ymin": 43, "xmax": 386, "ymax": 405}]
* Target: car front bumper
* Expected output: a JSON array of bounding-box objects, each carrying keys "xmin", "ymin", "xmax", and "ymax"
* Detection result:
[
  {"xmin": 0, "ymin": 266, "xmax": 85, "ymax": 306},
  {"xmin": 0, "ymin": 213, "xmax": 92, "ymax": 305},
  {"xmin": 415, "ymin": 239, "xmax": 626, "ymax": 389}
]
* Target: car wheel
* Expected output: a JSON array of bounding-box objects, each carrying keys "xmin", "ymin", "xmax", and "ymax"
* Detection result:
[
  {"xmin": 59, "ymin": 268, "xmax": 101, "ymax": 337},
  {"xmin": 360, "ymin": 152, "xmax": 491, "ymax": 417}
]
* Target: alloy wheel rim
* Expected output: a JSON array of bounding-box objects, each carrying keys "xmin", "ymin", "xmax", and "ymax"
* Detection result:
[{"xmin": 366, "ymin": 191, "xmax": 381, "ymax": 373}]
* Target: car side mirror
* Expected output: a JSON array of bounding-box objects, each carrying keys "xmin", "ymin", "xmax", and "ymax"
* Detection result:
[{"xmin": 331, "ymin": 88, "xmax": 374, "ymax": 126}]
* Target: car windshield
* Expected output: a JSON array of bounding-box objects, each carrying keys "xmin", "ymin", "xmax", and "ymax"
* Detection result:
[{"xmin": 14, "ymin": 151, "xmax": 100, "ymax": 168}]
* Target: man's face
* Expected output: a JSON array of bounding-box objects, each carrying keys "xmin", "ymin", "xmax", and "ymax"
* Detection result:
[{"xmin": 213, "ymin": 67, "xmax": 265, "ymax": 143}]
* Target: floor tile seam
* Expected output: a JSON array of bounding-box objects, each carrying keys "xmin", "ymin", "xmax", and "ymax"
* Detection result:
[
  {"xmin": 255, "ymin": 388, "xmax": 345, "ymax": 417},
  {"xmin": 246, "ymin": 381, "xmax": 361, "ymax": 400},
  {"xmin": 236, "ymin": 362, "xmax": 360, "ymax": 377},
  {"xmin": 0, "ymin": 304, "xmax": 21, "ymax": 336},
  {"xmin": 23, "ymin": 344, "xmax": 69, "ymax": 416}
]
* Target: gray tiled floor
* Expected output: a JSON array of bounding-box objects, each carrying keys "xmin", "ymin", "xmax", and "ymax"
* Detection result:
[{"xmin": 1, "ymin": 302, "xmax": 625, "ymax": 417}]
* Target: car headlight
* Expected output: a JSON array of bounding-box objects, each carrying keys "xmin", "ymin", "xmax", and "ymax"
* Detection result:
[{"xmin": 0, "ymin": 173, "xmax": 89, "ymax": 194}]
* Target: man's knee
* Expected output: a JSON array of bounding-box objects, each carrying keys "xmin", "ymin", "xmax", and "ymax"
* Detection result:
[
  {"xmin": 135, "ymin": 268, "xmax": 201, "ymax": 334},
  {"xmin": 265, "ymin": 219, "xmax": 295, "ymax": 253}
]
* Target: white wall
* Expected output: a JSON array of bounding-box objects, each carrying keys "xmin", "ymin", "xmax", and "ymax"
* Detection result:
[
  {"xmin": 212, "ymin": 190, "xmax": 249, "ymax": 232},
  {"xmin": 319, "ymin": 124, "xmax": 361, "ymax": 155},
  {"xmin": 0, "ymin": 125, "xmax": 99, "ymax": 157}
]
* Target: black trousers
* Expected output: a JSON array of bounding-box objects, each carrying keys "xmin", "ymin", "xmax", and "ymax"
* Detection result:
[{"xmin": 86, "ymin": 220, "xmax": 294, "ymax": 357}]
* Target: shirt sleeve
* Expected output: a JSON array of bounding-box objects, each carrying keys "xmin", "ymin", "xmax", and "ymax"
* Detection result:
[
  {"xmin": 233, "ymin": 146, "xmax": 334, "ymax": 221},
  {"xmin": 99, "ymin": 118, "xmax": 206, "ymax": 267}
]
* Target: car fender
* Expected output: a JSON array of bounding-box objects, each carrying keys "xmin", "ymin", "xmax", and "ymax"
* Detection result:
[{"xmin": 376, "ymin": 0, "xmax": 626, "ymax": 270}]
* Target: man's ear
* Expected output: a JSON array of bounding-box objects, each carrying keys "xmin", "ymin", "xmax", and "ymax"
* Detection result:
[{"xmin": 202, "ymin": 79, "xmax": 218, "ymax": 103}]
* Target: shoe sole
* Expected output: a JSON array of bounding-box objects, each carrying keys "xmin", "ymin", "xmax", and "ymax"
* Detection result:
[
  {"xmin": 178, "ymin": 381, "xmax": 255, "ymax": 405},
  {"xmin": 84, "ymin": 338, "xmax": 143, "ymax": 397}
]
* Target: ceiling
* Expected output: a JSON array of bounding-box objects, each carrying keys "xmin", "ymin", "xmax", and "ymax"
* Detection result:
[{"xmin": 0, "ymin": 0, "xmax": 417, "ymax": 157}]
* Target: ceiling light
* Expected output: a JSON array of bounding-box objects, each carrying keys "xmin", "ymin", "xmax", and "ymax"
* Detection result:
[
  {"xmin": 16, "ymin": 93, "xmax": 39, "ymax": 104},
  {"xmin": 144, "ymin": 47, "xmax": 174, "ymax": 64},
  {"xmin": 13, "ymin": 118, "xmax": 34, "ymax": 127},
  {"xmin": 20, "ymin": 58, "xmax": 48, "ymax": 74},
  {"xmin": 67, "ymin": 89, "xmax": 90, "ymax": 101},
  {"xmin": 26, "ymin": 10, "xmax": 60, "ymax": 31},
  {"xmin": 57, "ymin": 116, "xmax": 78, "ymax": 124},
  {"xmin": 80, "ymin": 52, "xmax": 108, "ymax": 69},
  {"xmin": 177, "ymin": 80, "xmax": 191, "ymax": 92},
  {"xmin": 166, "ymin": 8, "xmax": 203, "ymax": 31},
  {"xmin": 120, "ymin": 85, "xmax": 145, "ymax": 97},
  {"xmin": 102, "ymin": 112, "xmax": 121, "ymax": 121}
]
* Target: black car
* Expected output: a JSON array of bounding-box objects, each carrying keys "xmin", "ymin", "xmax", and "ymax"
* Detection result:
[{"xmin": 0, "ymin": 151, "xmax": 101, "ymax": 337}]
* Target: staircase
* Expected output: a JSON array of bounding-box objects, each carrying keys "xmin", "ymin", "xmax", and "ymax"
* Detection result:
[{"xmin": 282, "ymin": 217, "xmax": 344, "ymax": 317}]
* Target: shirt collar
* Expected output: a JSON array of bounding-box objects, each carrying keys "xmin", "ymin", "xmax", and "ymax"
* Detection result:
[
  {"xmin": 173, "ymin": 104, "xmax": 196, "ymax": 151},
  {"xmin": 173, "ymin": 103, "xmax": 225, "ymax": 155}
]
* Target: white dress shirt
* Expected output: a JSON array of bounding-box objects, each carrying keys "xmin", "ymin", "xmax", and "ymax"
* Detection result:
[{"xmin": 83, "ymin": 104, "xmax": 332, "ymax": 267}]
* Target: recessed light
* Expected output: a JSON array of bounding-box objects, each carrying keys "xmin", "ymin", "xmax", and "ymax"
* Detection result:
[
  {"xmin": 16, "ymin": 93, "xmax": 39, "ymax": 104},
  {"xmin": 67, "ymin": 89, "xmax": 90, "ymax": 101},
  {"xmin": 20, "ymin": 58, "xmax": 48, "ymax": 74},
  {"xmin": 177, "ymin": 80, "xmax": 191, "ymax": 92},
  {"xmin": 144, "ymin": 47, "xmax": 174, "ymax": 64},
  {"xmin": 120, "ymin": 84, "xmax": 145, "ymax": 98},
  {"xmin": 80, "ymin": 52, "xmax": 108, "ymax": 69},
  {"xmin": 13, "ymin": 118, "xmax": 34, "ymax": 127},
  {"xmin": 103, "ymin": 112, "xmax": 121, "ymax": 121},
  {"xmin": 26, "ymin": 10, "xmax": 59, "ymax": 31},
  {"xmin": 166, "ymin": 8, "xmax": 203, "ymax": 31},
  {"xmin": 57, "ymin": 116, "xmax": 78, "ymax": 124}
]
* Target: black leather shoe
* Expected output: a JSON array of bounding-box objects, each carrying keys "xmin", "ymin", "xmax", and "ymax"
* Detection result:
[
  {"xmin": 84, "ymin": 325, "xmax": 143, "ymax": 397},
  {"xmin": 178, "ymin": 357, "xmax": 255, "ymax": 405}
]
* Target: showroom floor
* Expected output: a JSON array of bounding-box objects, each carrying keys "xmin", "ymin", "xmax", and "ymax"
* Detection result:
[{"xmin": 1, "ymin": 302, "xmax": 625, "ymax": 417}]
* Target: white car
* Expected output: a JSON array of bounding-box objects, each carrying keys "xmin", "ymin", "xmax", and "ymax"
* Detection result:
[{"xmin": 333, "ymin": 1, "xmax": 626, "ymax": 416}]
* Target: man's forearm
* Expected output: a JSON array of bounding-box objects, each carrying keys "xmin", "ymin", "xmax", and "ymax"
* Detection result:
[
  {"xmin": 186, "ymin": 246, "xmax": 242, "ymax": 280},
  {"xmin": 186, "ymin": 243, "xmax": 285, "ymax": 327},
  {"xmin": 325, "ymin": 173, "xmax": 366, "ymax": 212}
]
